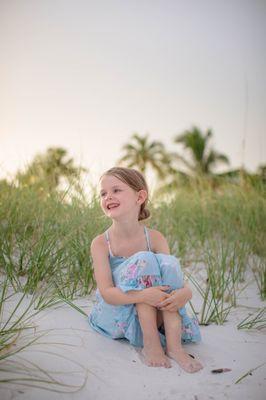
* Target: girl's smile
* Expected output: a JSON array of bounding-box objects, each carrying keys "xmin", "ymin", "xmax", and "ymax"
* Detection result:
[{"xmin": 106, "ymin": 202, "xmax": 120, "ymax": 210}]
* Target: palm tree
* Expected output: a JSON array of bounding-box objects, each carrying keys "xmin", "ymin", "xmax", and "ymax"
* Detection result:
[
  {"xmin": 16, "ymin": 147, "xmax": 87, "ymax": 192},
  {"xmin": 117, "ymin": 133, "xmax": 171, "ymax": 179},
  {"xmin": 173, "ymin": 126, "xmax": 230, "ymax": 176},
  {"xmin": 257, "ymin": 164, "xmax": 266, "ymax": 183}
]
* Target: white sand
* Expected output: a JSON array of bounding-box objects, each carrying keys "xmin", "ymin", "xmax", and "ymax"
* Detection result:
[{"xmin": 0, "ymin": 278, "xmax": 265, "ymax": 400}]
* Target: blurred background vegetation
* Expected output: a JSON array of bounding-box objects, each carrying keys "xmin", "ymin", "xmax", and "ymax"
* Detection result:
[{"xmin": 1, "ymin": 126, "xmax": 265, "ymax": 196}]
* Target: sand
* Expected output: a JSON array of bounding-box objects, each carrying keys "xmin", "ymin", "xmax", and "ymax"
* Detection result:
[{"xmin": 0, "ymin": 277, "xmax": 265, "ymax": 400}]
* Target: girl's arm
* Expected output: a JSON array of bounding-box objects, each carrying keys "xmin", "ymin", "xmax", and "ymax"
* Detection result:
[
  {"xmin": 91, "ymin": 235, "xmax": 169, "ymax": 306},
  {"xmin": 150, "ymin": 229, "xmax": 192, "ymax": 309}
]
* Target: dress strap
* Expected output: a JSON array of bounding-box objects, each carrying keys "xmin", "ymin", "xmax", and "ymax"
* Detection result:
[
  {"xmin": 144, "ymin": 226, "xmax": 152, "ymax": 251},
  {"xmin": 104, "ymin": 230, "xmax": 114, "ymax": 257}
]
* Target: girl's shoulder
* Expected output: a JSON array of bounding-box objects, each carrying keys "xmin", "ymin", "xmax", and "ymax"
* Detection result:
[
  {"xmin": 90, "ymin": 233, "xmax": 109, "ymax": 255},
  {"xmin": 147, "ymin": 228, "xmax": 170, "ymax": 254},
  {"xmin": 148, "ymin": 228, "xmax": 166, "ymax": 241}
]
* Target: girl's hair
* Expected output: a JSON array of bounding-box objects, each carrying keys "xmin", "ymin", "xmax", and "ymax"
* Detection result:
[{"xmin": 101, "ymin": 167, "xmax": 150, "ymax": 221}]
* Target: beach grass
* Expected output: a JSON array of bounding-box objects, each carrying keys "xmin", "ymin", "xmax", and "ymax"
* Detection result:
[
  {"xmin": 149, "ymin": 182, "xmax": 266, "ymax": 323},
  {"xmin": 237, "ymin": 307, "xmax": 266, "ymax": 330},
  {"xmin": 0, "ymin": 279, "xmax": 88, "ymax": 392},
  {"xmin": 1, "ymin": 179, "xmax": 265, "ymax": 317}
]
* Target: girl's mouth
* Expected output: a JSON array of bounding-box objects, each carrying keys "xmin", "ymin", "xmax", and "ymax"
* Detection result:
[{"xmin": 107, "ymin": 203, "xmax": 120, "ymax": 210}]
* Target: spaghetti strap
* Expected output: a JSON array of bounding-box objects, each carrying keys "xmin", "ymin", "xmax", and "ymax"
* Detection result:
[
  {"xmin": 144, "ymin": 226, "xmax": 152, "ymax": 251},
  {"xmin": 104, "ymin": 230, "xmax": 114, "ymax": 257}
]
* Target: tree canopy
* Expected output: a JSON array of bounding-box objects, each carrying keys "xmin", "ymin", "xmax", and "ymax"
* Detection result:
[
  {"xmin": 117, "ymin": 133, "xmax": 171, "ymax": 179},
  {"xmin": 16, "ymin": 147, "xmax": 87, "ymax": 193},
  {"xmin": 173, "ymin": 126, "xmax": 230, "ymax": 176}
]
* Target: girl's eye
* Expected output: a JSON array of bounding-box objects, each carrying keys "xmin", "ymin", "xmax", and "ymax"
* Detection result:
[
  {"xmin": 114, "ymin": 189, "xmax": 121, "ymax": 193},
  {"xmin": 100, "ymin": 192, "xmax": 106, "ymax": 198}
]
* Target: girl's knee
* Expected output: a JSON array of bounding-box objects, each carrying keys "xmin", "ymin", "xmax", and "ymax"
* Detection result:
[{"xmin": 136, "ymin": 251, "xmax": 158, "ymax": 267}]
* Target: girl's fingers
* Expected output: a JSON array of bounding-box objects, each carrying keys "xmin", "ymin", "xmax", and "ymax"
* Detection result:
[
  {"xmin": 160, "ymin": 305, "xmax": 176, "ymax": 312},
  {"xmin": 158, "ymin": 299, "xmax": 171, "ymax": 309},
  {"xmin": 159, "ymin": 293, "xmax": 171, "ymax": 300},
  {"xmin": 159, "ymin": 286, "xmax": 171, "ymax": 291},
  {"xmin": 158, "ymin": 297, "xmax": 172, "ymax": 307}
]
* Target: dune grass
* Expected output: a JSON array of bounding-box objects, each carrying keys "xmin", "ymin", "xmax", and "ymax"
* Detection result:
[
  {"xmin": 0, "ymin": 279, "xmax": 41, "ymax": 360},
  {"xmin": 0, "ymin": 278, "xmax": 88, "ymax": 392},
  {"xmin": 1, "ymin": 180, "xmax": 265, "ymax": 317},
  {"xmin": 150, "ymin": 182, "xmax": 266, "ymax": 324},
  {"xmin": 237, "ymin": 307, "xmax": 266, "ymax": 330},
  {"xmin": 0, "ymin": 184, "xmax": 106, "ymax": 295}
]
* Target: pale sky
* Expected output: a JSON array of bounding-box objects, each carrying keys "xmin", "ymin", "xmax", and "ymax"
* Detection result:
[{"xmin": 0, "ymin": 0, "xmax": 265, "ymax": 185}]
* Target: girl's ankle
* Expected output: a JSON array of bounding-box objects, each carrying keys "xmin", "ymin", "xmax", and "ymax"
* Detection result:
[
  {"xmin": 166, "ymin": 346, "xmax": 183, "ymax": 354},
  {"xmin": 143, "ymin": 336, "xmax": 162, "ymax": 348}
]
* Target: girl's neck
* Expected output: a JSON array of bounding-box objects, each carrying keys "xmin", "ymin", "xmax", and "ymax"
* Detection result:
[{"xmin": 110, "ymin": 219, "xmax": 143, "ymax": 239}]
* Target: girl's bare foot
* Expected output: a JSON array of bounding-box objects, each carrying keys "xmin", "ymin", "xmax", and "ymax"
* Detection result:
[
  {"xmin": 166, "ymin": 348, "xmax": 203, "ymax": 373},
  {"xmin": 141, "ymin": 344, "xmax": 171, "ymax": 368}
]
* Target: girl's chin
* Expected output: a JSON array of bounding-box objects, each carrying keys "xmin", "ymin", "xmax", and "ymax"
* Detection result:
[
  {"xmin": 104, "ymin": 206, "xmax": 137, "ymax": 219},
  {"xmin": 105, "ymin": 208, "xmax": 128, "ymax": 219},
  {"xmin": 106, "ymin": 207, "xmax": 121, "ymax": 216}
]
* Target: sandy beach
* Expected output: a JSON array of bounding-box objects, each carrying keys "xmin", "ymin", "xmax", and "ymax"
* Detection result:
[{"xmin": 0, "ymin": 276, "xmax": 265, "ymax": 400}]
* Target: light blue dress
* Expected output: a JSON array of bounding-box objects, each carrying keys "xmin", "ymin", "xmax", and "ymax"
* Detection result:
[{"xmin": 88, "ymin": 227, "xmax": 201, "ymax": 347}]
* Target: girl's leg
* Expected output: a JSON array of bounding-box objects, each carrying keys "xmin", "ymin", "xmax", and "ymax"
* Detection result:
[
  {"xmin": 162, "ymin": 310, "xmax": 203, "ymax": 373},
  {"xmin": 136, "ymin": 303, "xmax": 171, "ymax": 368}
]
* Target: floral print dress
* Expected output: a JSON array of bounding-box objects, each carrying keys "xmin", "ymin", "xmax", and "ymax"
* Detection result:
[{"xmin": 88, "ymin": 227, "xmax": 201, "ymax": 347}]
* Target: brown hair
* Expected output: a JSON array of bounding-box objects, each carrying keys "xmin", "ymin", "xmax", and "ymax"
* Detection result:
[{"xmin": 101, "ymin": 167, "xmax": 150, "ymax": 221}]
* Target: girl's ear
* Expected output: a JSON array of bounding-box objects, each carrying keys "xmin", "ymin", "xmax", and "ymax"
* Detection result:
[{"xmin": 137, "ymin": 190, "xmax": 148, "ymax": 204}]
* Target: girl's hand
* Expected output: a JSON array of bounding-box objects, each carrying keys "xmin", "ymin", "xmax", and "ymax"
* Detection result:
[
  {"xmin": 142, "ymin": 286, "xmax": 171, "ymax": 307},
  {"xmin": 156, "ymin": 286, "xmax": 191, "ymax": 312}
]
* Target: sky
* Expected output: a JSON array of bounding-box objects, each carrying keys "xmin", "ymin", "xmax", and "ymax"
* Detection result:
[{"xmin": 0, "ymin": 0, "xmax": 265, "ymax": 186}]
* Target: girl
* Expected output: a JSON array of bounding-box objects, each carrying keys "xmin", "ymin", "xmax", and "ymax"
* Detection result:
[{"xmin": 89, "ymin": 167, "xmax": 203, "ymax": 372}]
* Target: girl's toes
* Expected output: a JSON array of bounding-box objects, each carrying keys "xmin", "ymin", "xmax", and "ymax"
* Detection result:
[
  {"xmin": 195, "ymin": 360, "xmax": 203, "ymax": 369},
  {"xmin": 188, "ymin": 363, "xmax": 195, "ymax": 373},
  {"xmin": 191, "ymin": 361, "xmax": 203, "ymax": 373}
]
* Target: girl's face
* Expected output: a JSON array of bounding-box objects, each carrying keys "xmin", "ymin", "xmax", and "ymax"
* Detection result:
[{"xmin": 99, "ymin": 174, "xmax": 147, "ymax": 221}]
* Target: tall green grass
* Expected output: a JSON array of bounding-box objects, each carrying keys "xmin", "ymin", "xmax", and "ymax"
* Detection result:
[
  {"xmin": 0, "ymin": 180, "xmax": 265, "ymax": 321},
  {"xmin": 0, "ymin": 279, "xmax": 88, "ymax": 392},
  {"xmin": 0, "ymin": 184, "xmax": 107, "ymax": 296},
  {"xmin": 150, "ymin": 183, "xmax": 266, "ymax": 323}
]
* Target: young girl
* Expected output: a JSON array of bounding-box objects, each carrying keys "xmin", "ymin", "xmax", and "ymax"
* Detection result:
[{"xmin": 89, "ymin": 167, "xmax": 203, "ymax": 372}]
